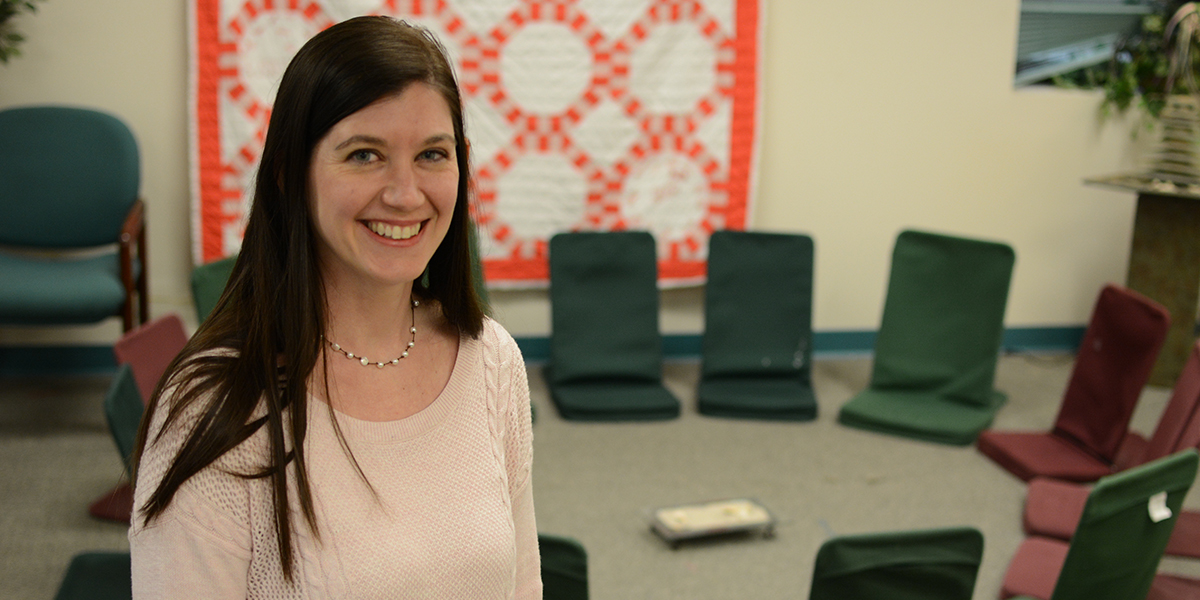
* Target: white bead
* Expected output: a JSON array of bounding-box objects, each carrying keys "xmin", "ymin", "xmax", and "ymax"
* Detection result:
[
  {"xmin": 402, "ymin": 351, "xmax": 409, "ymax": 358},
  {"xmin": 411, "ymin": 327, "xmax": 417, "ymax": 334},
  {"xmin": 360, "ymin": 357, "xmax": 368, "ymax": 366}
]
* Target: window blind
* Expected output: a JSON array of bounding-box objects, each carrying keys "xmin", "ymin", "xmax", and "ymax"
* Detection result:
[{"xmin": 1015, "ymin": 1, "xmax": 1153, "ymax": 86}]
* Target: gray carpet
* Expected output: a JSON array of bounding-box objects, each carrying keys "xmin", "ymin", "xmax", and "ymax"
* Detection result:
[{"xmin": 2, "ymin": 353, "xmax": 1197, "ymax": 599}]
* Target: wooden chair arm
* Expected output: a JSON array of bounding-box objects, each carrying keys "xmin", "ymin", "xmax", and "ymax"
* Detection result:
[{"xmin": 118, "ymin": 200, "xmax": 147, "ymax": 331}]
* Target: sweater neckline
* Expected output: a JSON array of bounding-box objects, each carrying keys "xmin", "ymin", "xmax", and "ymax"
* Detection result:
[{"xmin": 312, "ymin": 330, "xmax": 477, "ymax": 445}]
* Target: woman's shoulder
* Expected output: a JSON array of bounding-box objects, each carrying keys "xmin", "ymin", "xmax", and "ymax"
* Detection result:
[{"xmin": 476, "ymin": 316, "xmax": 523, "ymax": 361}]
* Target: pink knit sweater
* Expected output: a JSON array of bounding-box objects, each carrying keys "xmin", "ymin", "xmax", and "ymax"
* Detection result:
[{"xmin": 130, "ymin": 319, "xmax": 541, "ymax": 599}]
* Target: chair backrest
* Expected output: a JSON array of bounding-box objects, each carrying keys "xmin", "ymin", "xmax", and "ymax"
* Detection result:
[
  {"xmin": 0, "ymin": 106, "xmax": 139, "ymax": 248},
  {"xmin": 468, "ymin": 219, "xmax": 490, "ymax": 308},
  {"xmin": 1143, "ymin": 340, "xmax": 1200, "ymax": 462},
  {"xmin": 191, "ymin": 255, "xmax": 238, "ymax": 325},
  {"xmin": 54, "ymin": 552, "xmax": 132, "ymax": 600},
  {"xmin": 808, "ymin": 527, "xmax": 984, "ymax": 600},
  {"xmin": 1052, "ymin": 284, "xmax": 1170, "ymax": 462},
  {"xmin": 113, "ymin": 314, "xmax": 189, "ymax": 404},
  {"xmin": 870, "ymin": 230, "xmax": 1015, "ymax": 407},
  {"xmin": 539, "ymin": 533, "xmax": 588, "ymax": 600},
  {"xmin": 1048, "ymin": 449, "xmax": 1198, "ymax": 600},
  {"xmin": 701, "ymin": 230, "xmax": 814, "ymax": 381},
  {"xmin": 104, "ymin": 364, "xmax": 145, "ymax": 474},
  {"xmin": 548, "ymin": 231, "xmax": 662, "ymax": 384}
]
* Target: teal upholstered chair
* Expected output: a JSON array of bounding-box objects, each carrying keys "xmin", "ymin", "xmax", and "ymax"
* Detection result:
[
  {"xmin": 546, "ymin": 231, "xmax": 680, "ymax": 420},
  {"xmin": 0, "ymin": 106, "xmax": 147, "ymax": 333},
  {"xmin": 838, "ymin": 229, "xmax": 1015, "ymax": 445},
  {"xmin": 54, "ymin": 552, "xmax": 132, "ymax": 600},
  {"xmin": 539, "ymin": 533, "xmax": 588, "ymax": 600},
  {"xmin": 809, "ymin": 527, "xmax": 984, "ymax": 600},
  {"xmin": 698, "ymin": 230, "xmax": 817, "ymax": 420},
  {"xmin": 1001, "ymin": 449, "xmax": 1199, "ymax": 600}
]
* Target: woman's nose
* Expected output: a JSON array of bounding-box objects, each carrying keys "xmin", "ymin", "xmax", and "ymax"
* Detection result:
[{"xmin": 380, "ymin": 163, "xmax": 422, "ymax": 209}]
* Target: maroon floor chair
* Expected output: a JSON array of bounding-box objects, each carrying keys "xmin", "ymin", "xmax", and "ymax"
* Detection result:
[
  {"xmin": 976, "ymin": 284, "xmax": 1170, "ymax": 483},
  {"xmin": 88, "ymin": 314, "xmax": 189, "ymax": 523},
  {"xmin": 1023, "ymin": 340, "xmax": 1200, "ymax": 560}
]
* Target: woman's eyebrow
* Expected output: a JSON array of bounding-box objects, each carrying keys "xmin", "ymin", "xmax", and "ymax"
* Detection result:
[
  {"xmin": 333, "ymin": 133, "xmax": 455, "ymax": 150},
  {"xmin": 333, "ymin": 134, "xmax": 387, "ymax": 151},
  {"xmin": 423, "ymin": 133, "xmax": 456, "ymax": 146}
]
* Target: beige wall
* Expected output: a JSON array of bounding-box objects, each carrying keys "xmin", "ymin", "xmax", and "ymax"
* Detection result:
[{"xmin": 0, "ymin": 0, "xmax": 1151, "ymax": 345}]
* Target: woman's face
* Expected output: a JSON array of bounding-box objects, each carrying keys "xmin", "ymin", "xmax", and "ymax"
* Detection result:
[{"xmin": 309, "ymin": 82, "xmax": 459, "ymax": 293}]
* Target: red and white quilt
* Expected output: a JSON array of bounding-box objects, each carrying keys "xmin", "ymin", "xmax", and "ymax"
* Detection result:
[{"xmin": 190, "ymin": 0, "xmax": 762, "ymax": 286}]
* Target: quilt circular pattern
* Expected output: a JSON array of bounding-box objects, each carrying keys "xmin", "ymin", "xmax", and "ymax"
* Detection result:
[{"xmin": 192, "ymin": 0, "xmax": 760, "ymax": 285}]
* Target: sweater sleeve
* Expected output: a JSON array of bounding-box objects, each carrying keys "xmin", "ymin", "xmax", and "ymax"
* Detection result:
[
  {"xmin": 496, "ymin": 323, "xmax": 542, "ymax": 599},
  {"xmin": 129, "ymin": 489, "xmax": 253, "ymax": 599},
  {"xmin": 129, "ymin": 380, "xmax": 255, "ymax": 599}
]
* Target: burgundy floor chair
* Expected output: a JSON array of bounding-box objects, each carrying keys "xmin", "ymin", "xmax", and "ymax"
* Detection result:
[
  {"xmin": 976, "ymin": 284, "xmax": 1170, "ymax": 483},
  {"xmin": 1023, "ymin": 340, "xmax": 1200, "ymax": 560}
]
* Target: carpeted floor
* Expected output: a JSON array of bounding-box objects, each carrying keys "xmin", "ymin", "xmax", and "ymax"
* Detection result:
[{"xmin": 1, "ymin": 352, "xmax": 1196, "ymax": 599}]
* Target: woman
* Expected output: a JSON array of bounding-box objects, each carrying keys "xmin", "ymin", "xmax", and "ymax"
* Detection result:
[{"xmin": 130, "ymin": 17, "xmax": 541, "ymax": 598}]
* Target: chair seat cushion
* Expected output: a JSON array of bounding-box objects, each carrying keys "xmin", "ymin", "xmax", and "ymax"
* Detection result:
[
  {"xmin": 1149, "ymin": 573, "xmax": 1200, "ymax": 600},
  {"xmin": 697, "ymin": 376, "xmax": 817, "ymax": 421},
  {"xmin": 549, "ymin": 380, "xmax": 680, "ymax": 421},
  {"xmin": 87, "ymin": 482, "xmax": 133, "ymax": 524},
  {"xmin": 1166, "ymin": 510, "xmax": 1200, "ymax": 559},
  {"xmin": 1000, "ymin": 536, "xmax": 1068, "ymax": 600},
  {"xmin": 0, "ymin": 251, "xmax": 128, "ymax": 325},
  {"xmin": 1114, "ymin": 431, "xmax": 1150, "ymax": 472},
  {"xmin": 976, "ymin": 430, "xmax": 1113, "ymax": 483},
  {"xmin": 1023, "ymin": 478, "xmax": 1200, "ymax": 560},
  {"xmin": 1023, "ymin": 477, "xmax": 1088, "ymax": 540},
  {"xmin": 837, "ymin": 389, "xmax": 1004, "ymax": 446}
]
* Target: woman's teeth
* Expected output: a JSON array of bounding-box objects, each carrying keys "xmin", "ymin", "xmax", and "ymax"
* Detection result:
[{"xmin": 368, "ymin": 221, "xmax": 421, "ymax": 240}]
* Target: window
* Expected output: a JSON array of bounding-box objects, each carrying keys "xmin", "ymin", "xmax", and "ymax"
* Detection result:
[{"xmin": 1015, "ymin": 0, "xmax": 1154, "ymax": 86}]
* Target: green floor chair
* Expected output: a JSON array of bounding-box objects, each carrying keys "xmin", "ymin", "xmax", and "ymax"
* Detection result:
[
  {"xmin": 87, "ymin": 364, "xmax": 145, "ymax": 524},
  {"xmin": 838, "ymin": 229, "xmax": 1015, "ymax": 445},
  {"xmin": 809, "ymin": 527, "xmax": 984, "ymax": 600},
  {"xmin": 698, "ymin": 230, "xmax": 817, "ymax": 420},
  {"xmin": 54, "ymin": 552, "xmax": 132, "ymax": 600},
  {"xmin": 190, "ymin": 254, "xmax": 237, "ymax": 325},
  {"xmin": 540, "ymin": 533, "xmax": 588, "ymax": 600},
  {"xmin": 1000, "ymin": 449, "xmax": 1199, "ymax": 600},
  {"xmin": 546, "ymin": 231, "xmax": 680, "ymax": 421}
]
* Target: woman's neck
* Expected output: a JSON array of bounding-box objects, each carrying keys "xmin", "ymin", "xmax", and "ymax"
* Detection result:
[{"xmin": 322, "ymin": 278, "xmax": 419, "ymax": 355}]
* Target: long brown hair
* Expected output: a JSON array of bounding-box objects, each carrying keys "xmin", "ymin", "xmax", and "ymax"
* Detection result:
[{"xmin": 132, "ymin": 16, "xmax": 486, "ymax": 580}]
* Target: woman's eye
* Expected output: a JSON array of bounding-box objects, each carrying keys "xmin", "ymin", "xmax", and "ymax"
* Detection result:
[
  {"xmin": 348, "ymin": 149, "xmax": 378, "ymax": 163},
  {"xmin": 419, "ymin": 148, "xmax": 450, "ymax": 162}
]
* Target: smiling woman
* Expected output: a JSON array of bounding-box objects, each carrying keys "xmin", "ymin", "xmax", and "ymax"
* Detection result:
[
  {"xmin": 128, "ymin": 16, "xmax": 540, "ymax": 599},
  {"xmin": 309, "ymin": 84, "xmax": 460, "ymax": 293}
]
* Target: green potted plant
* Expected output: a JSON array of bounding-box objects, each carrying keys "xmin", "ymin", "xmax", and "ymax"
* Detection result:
[
  {"xmin": 1057, "ymin": 1, "xmax": 1200, "ymax": 120},
  {"xmin": 1077, "ymin": 2, "xmax": 1200, "ymax": 191},
  {"xmin": 0, "ymin": 0, "xmax": 43, "ymax": 64}
]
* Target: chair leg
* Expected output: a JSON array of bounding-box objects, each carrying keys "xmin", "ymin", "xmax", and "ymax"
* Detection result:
[{"xmin": 137, "ymin": 224, "xmax": 148, "ymax": 326}]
